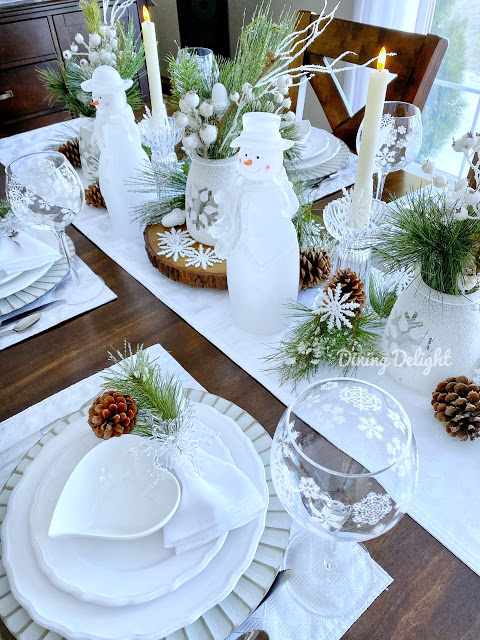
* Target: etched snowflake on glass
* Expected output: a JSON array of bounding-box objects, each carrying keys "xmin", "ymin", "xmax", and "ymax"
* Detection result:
[{"xmin": 351, "ymin": 492, "xmax": 393, "ymax": 526}]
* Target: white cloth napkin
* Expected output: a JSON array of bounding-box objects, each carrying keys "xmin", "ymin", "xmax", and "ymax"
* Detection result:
[
  {"xmin": 0, "ymin": 230, "xmax": 61, "ymax": 277},
  {"xmin": 163, "ymin": 403, "xmax": 267, "ymax": 554}
]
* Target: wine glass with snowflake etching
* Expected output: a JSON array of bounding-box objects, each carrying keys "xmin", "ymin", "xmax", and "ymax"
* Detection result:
[
  {"xmin": 356, "ymin": 101, "xmax": 422, "ymax": 199},
  {"xmin": 271, "ymin": 378, "xmax": 418, "ymax": 617}
]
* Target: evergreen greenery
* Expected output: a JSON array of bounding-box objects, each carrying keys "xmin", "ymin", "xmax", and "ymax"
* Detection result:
[
  {"xmin": 373, "ymin": 190, "xmax": 480, "ymax": 295},
  {"xmin": 0, "ymin": 200, "xmax": 11, "ymax": 220},
  {"xmin": 38, "ymin": 16, "xmax": 144, "ymax": 118},
  {"xmin": 102, "ymin": 342, "xmax": 187, "ymax": 435},
  {"xmin": 79, "ymin": 0, "xmax": 101, "ymax": 33},
  {"xmin": 264, "ymin": 302, "xmax": 382, "ymax": 387},
  {"xmin": 167, "ymin": 2, "xmax": 299, "ymax": 159},
  {"xmin": 369, "ymin": 272, "xmax": 398, "ymax": 319}
]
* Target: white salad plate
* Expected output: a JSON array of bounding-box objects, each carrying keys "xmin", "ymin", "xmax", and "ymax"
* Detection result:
[
  {"xmin": 30, "ymin": 421, "xmax": 227, "ymax": 606},
  {"xmin": 2, "ymin": 396, "xmax": 279, "ymax": 640},
  {"xmin": 296, "ymin": 126, "xmax": 330, "ymax": 165},
  {"xmin": 291, "ymin": 137, "xmax": 350, "ymax": 182},
  {"xmin": 48, "ymin": 433, "xmax": 181, "ymax": 541}
]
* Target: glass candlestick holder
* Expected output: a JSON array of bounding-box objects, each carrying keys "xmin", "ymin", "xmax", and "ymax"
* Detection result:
[
  {"xmin": 138, "ymin": 115, "xmax": 184, "ymax": 169},
  {"xmin": 323, "ymin": 194, "xmax": 387, "ymax": 301}
]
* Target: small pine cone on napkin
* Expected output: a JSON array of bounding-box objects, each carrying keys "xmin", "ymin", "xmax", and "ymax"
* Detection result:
[
  {"xmin": 85, "ymin": 182, "xmax": 106, "ymax": 208},
  {"xmin": 431, "ymin": 376, "xmax": 480, "ymax": 441},
  {"xmin": 323, "ymin": 268, "xmax": 367, "ymax": 316},
  {"xmin": 58, "ymin": 138, "xmax": 81, "ymax": 168},
  {"xmin": 299, "ymin": 247, "xmax": 331, "ymax": 291},
  {"xmin": 88, "ymin": 391, "xmax": 138, "ymax": 440}
]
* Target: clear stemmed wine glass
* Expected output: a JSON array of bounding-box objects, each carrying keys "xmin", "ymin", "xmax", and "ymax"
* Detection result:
[
  {"xmin": 271, "ymin": 378, "xmax": 418, "ymax": 618},
  {"xmin": 357, "ymin": 101, "xmax": 422, "ymax": 199},
  {"xmin": 6, "ymin": 151, "xmax": 85, "ymax": 287}
]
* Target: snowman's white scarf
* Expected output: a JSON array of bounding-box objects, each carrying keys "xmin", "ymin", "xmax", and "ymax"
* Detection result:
[{"xmin": 212, "ymin": 166, "xmax": 298, "ymax": 258}]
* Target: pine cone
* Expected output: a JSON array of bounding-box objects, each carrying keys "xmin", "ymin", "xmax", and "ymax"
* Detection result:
[
  {"xmin": 323, "ymin": 268, "xmax": 367, "ymax": 316},
  {"xmin": 431, "ymin": 376, "xmax": 480, "ymax": 441},
  {"xmin": 85, "ymin": 182, "xmax": 106, "ymax": 208},
  {"xmin": 58, "ymin": 138, "xmax": 81, "ymax": 168},
  {"xmin": 88, "ymin": 391, "xmax": 138, "ymax": 440},
  {"xmin": 299, "ymin": 247, "xmax": 331, "ymax": 291}
]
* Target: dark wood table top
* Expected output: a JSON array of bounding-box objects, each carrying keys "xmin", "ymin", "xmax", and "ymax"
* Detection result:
[{"xmin": 2, "ymin": 170, "xmax": 478, "ymax": 640}]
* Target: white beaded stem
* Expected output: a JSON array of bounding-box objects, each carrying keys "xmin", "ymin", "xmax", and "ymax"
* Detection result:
[{"xmin": 0, "ymin": 390, "xmax": 291, "ymax": 640}]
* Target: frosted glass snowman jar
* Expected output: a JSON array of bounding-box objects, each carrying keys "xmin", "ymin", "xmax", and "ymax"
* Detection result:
[
  {"xmin": 382, "ymin": 274, "xmax": 480, "ymax": 394},
  {"xmin": 185, "ymin": 151, "xmax": 238, "ymax": 246},
  {"xmin": 212, "ymin": 112, "xmax": 299, "ymax": 334},
  {"xmin": 81, "ymin": 66, "xmax": 153, "ymax": 240}
]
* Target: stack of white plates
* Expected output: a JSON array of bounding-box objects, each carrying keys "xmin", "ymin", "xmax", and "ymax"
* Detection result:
[
  {"xmin": 1, "ymin": 390, "xmax": 291, "ymax": 640},
  {"xmin": 0, "ymin": 231, "xmax": 71, "ymax": 316},
  {"xmin": 287, "ymin": 127, "xmax": 350, "ymax": 182}
]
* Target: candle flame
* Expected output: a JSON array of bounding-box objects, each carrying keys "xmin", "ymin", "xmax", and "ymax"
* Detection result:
[
  {"xmin": 377, "ymin": 47, "xmax": 387, "ymax": 71},
  {"xmin": 142, "ymin": 6, "xmax": 150, "ymax": 22}
]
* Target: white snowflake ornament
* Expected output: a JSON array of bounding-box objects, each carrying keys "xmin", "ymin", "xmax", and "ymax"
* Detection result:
[
  {"xmin": 184, "ymin": 244, "xmax": 222, "ymax": 269},
  {"xmin": 157, "ymin": 229, "xmax": 195, "ymax": 262},
  {"xmin": 315, "ymin": 283, "xmax": 359, "ymax": 330}
]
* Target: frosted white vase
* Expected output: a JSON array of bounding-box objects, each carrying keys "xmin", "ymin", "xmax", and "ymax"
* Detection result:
[
  {"xmin": 78, "ymin": 116, "xmax": 99, "ymax": 184},
  {"xmin": 185, "ymin": 152, "xmax": 238, "ymax": 246},
  {"xmin": 382, "ymin": 275, "xmax": 480, "ymax": 394}
]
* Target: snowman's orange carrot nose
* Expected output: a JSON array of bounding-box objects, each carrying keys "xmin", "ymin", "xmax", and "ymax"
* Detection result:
[
  {"xmin": 244, "ymin": 159, "xmax": 253, "ymax": 165},
  {"xmin": 90, "ymin": 100, "xmax": 99, "ymax": 106}
]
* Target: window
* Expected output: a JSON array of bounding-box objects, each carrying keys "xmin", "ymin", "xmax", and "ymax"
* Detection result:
[{"xmin": 419, "ymin": 0, "xmax": 480, "ymax": 178}]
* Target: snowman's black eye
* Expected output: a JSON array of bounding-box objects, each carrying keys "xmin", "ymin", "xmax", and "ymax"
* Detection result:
[
  {"xmin": 256, "ymin": 156, "xmax": 260, "ymax": 159},
  {"xmin": 244, "ymin": 153, "xmax": 247, "ymax": 157}
]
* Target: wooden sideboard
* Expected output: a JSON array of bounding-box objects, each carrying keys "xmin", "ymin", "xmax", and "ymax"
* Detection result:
[{"xmin": 0, "ymin": 0, "xmax": 150, "ymax": 137}]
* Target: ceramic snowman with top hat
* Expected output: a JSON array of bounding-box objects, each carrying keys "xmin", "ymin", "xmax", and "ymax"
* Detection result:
[
  {"xmin": 212, "ymin": 112, "xmax": 299, "ymax": 334},
  {"xmin": 81, "ymin": 66, "xmax": 151, "ymax": 239}
]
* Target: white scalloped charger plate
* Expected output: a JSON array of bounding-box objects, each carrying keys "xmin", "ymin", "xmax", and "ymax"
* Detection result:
[
  {"xmin": 288, "ymin": 136, "xmax": 350, "ymax": 182},
  {"xmin": 29, "ymin": 408, "xmax": 231, "ymax": 606},
  {"xmin": 1, "ymin": 390, "xmax": 291, "ymax": 640}
]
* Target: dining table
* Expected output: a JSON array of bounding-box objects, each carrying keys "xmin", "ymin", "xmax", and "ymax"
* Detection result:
[{"xmin": 1, "ymin": 163, "xmax": 479, "ymax": 640}]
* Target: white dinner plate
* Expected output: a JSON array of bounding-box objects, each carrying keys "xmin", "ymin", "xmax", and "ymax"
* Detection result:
[
  {"xmin": 0, "ymin": 230, "xmax": 59, "ymax": 298},
  {"xmin": 294, "ymin": 133, "xmax": 340, "ymax": 171},
  {"xmin": 0, "ymin": 233, "xmax": 72, "ymax": 316},
  {"xmin": 30, "ymin": 410, "xmax": 229, "ymax": 607},
  {"xmin": 3, "ymin": 399, "xmax": 270, "ymax": 640},
  {"xmin": 290, "ymin": 137, "xmax": 351, "ymax": 182},
  {"xmin": 0, "ymin": 262, "xmax": 55, "ymax": 298}
]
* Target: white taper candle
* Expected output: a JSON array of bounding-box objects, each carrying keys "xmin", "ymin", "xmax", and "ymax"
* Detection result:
[
  {"xmin": 141, "ymin": 6, "xmax": 168, "ymax": 125},
  {"xmin": 352, "ymin": 47, "xmax": 389, "ymax": 227}
]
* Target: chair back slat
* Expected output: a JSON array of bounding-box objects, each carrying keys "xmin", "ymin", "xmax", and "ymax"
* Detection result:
[{"xmin": 290, "ymin": 11, "xmax": 448, "ymax": 150}]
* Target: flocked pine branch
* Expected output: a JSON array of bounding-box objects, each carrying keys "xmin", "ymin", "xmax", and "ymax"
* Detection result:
[{"xmin": 129, "ymin": 158, "xmax": 190, "ymax": 227}]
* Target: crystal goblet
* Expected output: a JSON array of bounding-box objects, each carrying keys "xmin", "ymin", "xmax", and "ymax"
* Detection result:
[
  {"xmin": 357, "ymin": 101, "xmax": 422, "ymax": 199},
  {"xmin": 271, "ymin": 378, "xmax": 418, "ymax": 617},
  {"xmin": 6, "ymin": 151, "xmax": 84, "ymax": 287}
]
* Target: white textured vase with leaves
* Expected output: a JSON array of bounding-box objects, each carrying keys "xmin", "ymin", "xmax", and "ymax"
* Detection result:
[
  {"xmin": 382, "ymin": 275, "xmax": 480, "ymax": 394},
  {"xmin": 78, "ymin": 116, "xmax": 99, "ymax": 184},
  {"xmin": 185, "ymin": 152, "xmax": 238, "ymax": 246}
]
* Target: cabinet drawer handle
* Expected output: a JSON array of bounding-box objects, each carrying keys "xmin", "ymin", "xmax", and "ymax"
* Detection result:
[{"xmin": 0, "ymin": 90, "xmax": 13, "ymax": 101}]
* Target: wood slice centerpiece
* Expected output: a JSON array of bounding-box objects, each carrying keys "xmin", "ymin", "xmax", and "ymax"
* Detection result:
[{"xmin": 144, "ymin": 223, "xmax": 228, "ymax": 290}]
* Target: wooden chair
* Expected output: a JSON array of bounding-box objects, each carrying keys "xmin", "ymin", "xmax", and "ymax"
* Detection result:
[{"xmin": 290, "ymin": 12, "xmax": 448, "ymax": 151}]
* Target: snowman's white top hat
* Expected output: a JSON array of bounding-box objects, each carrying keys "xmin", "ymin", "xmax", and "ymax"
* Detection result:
[
  {"xmin": 230, "ymin": 112, "xmax": 294, "ymax": 151},
  {"xmin": 81, "ymin": 65, "xmax": 133, "ymax": 94}
]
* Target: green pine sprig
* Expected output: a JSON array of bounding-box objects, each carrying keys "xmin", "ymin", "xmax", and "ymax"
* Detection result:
[
  {"xmin": 102, "ymin": 342, "xmax": 188, "ymax": 435},
  {"xmin": 373, "ymin": 190, "xmax": 480, "ymax": 295},
  {"xmin": 369, "ymin": 272, "xmax": 398, "ymax": 319},
  {"xmin": 0, "ymin": 199, "xmax": 11, "ymax": 220},
  {"xmin": 264, "ymin": 302, "xmax": 382, "ymax": 388},
  {"xmin": 79, "ymin": 0, "xmax": 101, "ymax": 33}
]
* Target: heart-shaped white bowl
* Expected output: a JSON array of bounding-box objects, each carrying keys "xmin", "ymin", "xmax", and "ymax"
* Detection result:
[{"xmin": 49, "ymin": 433, "xmax": 181, "ymax": 540}]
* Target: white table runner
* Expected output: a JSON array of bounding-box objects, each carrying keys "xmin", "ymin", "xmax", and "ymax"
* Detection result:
[
  {"xmin": 0, "ymin": 344, "xmax": 392, "ymax": 640},
  {"xmin": 1, "ymin": 123, "xmax": 478, "ymax": 578}
]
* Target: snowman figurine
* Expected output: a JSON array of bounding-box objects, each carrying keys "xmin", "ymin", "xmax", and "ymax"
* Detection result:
[
  {"xmin": 212, "ymin": 112, "xmax": 299, "ymax": 334},
  {"xmin": 81, "ymin": 66, "xmax": 151, "ymax": 239}
]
